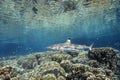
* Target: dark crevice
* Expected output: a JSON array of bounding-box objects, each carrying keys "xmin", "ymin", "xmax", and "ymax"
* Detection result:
[{"xmin": 32, "ymin": 7, "xmax": 38, "ymax": 14}]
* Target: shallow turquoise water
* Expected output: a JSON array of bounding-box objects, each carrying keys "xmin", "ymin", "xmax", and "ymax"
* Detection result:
[{"xmin": 0, "ymin": 0, "xmax": 120, "ymax": 57}]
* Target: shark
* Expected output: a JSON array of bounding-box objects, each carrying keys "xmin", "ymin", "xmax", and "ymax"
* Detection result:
[{"xmin": 47, "ymin": 38, "xmax": 94, "ymax": 52}]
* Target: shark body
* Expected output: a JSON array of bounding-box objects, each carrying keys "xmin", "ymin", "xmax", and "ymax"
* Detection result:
[{"xmin": 47, "ymin": 39, "xmax": 93, "ymax": 51}]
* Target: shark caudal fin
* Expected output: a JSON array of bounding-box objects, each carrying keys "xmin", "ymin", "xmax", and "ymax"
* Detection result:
[{"xmin": 89, "ymin": 42, "xmax": 94, "ymax": 50}]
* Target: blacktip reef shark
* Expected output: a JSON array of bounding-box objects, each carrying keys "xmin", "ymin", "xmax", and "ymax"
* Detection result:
[{"xmin": 47, "ymin": 38, "xmax": 94, "ymax": 52}]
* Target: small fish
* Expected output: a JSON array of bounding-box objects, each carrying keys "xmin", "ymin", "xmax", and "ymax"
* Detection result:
[{"xmin": 47, "ymin": 38, "xmax": 94, "ymax": 51}]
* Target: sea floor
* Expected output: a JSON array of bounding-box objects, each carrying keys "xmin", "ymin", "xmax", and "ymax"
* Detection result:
[{"xmin": 0, "ymin": 47, "xmax": 120, "ymax": 80}]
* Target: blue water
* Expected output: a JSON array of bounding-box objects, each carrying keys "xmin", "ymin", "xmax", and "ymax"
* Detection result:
[
  {"xmin": 0, "ymin": 1, "xmax": 120, "ymax": 57},
  {"xmin": 0, "ymin": 22, "xmax": 120, "ymax": 57}
]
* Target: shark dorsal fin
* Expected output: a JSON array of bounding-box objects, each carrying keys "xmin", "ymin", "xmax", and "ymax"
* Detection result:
[{"xmin": 64, "ymin": 39, "xmax": 71, "ymax": 44}]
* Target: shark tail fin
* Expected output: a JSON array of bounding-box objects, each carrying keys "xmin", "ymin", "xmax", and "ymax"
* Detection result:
[{"xmin": 89, "ymin": 42, "xmax": 94, "ymax": 50}]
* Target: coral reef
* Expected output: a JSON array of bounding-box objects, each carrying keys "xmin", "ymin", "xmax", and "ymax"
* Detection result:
[
  {"xmin": 51, "ymin": 53, "xmax": 72, "ymax": 63},
  {"xmin": 42, "ymin": 74, "xmax": 56, "ymax": 80},
  {"xmin": 0, "ymin": 47, "xmax": 120, "ymax": 80},
  {"xmin": 71, "ymin": 51, "xmax": 89, "ymax": 64},
  {"xmin": 0, "ymin": 66, "xmax": 17, "ymax": 80},
  {"xmin": 32, "ymin": 61, "xmax": 66, "ymax": 80},
  {"xmin": 60, "ymin": 60, "xmax": 113, "ymax": 80},
  {"xmin": 17, "ymin": 55, "xmax": 37, "ymax": 69},
  {"xmin": 65, "ymin": 51, "xmax": 80, "ymax": 57},
  {"xmin": 88, "ymin": 47, "xmax": 117, "ymax": 71}
]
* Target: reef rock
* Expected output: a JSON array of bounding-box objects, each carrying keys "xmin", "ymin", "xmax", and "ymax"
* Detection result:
[
  {"xmin": 0, "ymin": 47, "xmax": 120, "ymax": 80},
  {"xmin": 116, "ymin": 53, "xmax": 120, "ymax": 78},
  {"xmin": 34, "ymin": 52, "xmax": 54, "ymax": 64},
  {"xmin": 88, "ymin": 47, "xmax": 117, "ymax": 71},
  {"xmin": 17, "ymin": 55, "xmax": 37, "ymax": 69},
  {"xmin": 88, "ymin": 60, "xmax": 100, "ymax": 68},
  {"xmin": 51, "ymin": 53, "xmax": 72, "ymax": 63},
  {"xmin": 60, "ymin": 59, "xmax": 113, "ymax": 80},
  {"xmin": 0, "ymin": 66, "xmax": 17, "ymax": 80},
  {"xmin": 60, "ymin": 60, "xmax": 73, "ymax": 73},
  {"xmin": 42, "ymin": 74, "xmax": 56, "ymax": 80},
  {"xmin": 33, "ymin": 61, "xmax": 66, "ymax": 79},
  {"xmin": 71, "ymin": 51, "xmax": 89, "ymax": 64},
  {"xmin": 65, "ymin": 63, "xmax": 113, "ymax": 80}
]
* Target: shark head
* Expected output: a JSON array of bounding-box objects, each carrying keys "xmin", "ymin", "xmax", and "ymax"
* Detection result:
[
  {"xmin": 47, "ymin": 44, "xmax": 59, "ymax": 50},
  {"xmin": 46, "ymin": 38, "xmax": 71, "ymax": 51}
]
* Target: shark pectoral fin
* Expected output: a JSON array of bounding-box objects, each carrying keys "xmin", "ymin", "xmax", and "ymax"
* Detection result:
[{"xmin": 89, "ymin": 42, "xmax": 94, "ymax": 50}]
